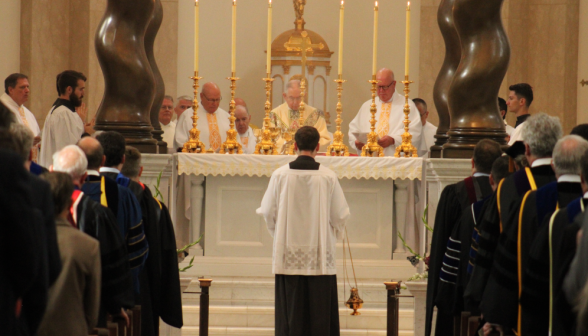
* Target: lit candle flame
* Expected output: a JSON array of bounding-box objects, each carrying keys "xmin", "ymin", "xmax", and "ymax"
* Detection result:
[
  {"xmin": 341, "ymin": 0, "xmax": 344, "ymax": 5},
  {"xmin": 195, "ymin": 0, "xmax": 198, "ymax": 4},
  {"xmin": 269, "ymin": 0, "xmax": 271, "ymax": 4},
  {"xmin": 375, "ymin": 1, "xmax": 378, "ymax": 7},
  {"xmin": 408, "ymin": 1, "xmax": 410, "ymax": 9}
]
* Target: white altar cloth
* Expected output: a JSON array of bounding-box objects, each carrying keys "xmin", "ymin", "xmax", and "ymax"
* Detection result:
[{"xmin": 177, "ymin": 153, "xmax": 423, "ymax": 180}]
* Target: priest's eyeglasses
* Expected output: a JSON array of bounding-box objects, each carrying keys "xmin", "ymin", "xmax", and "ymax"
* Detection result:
[
  {"xmin": 202, "ymin": 94, "xmax": 222, "ymax": 103},
  {"xmin": 286, "ymin": 96, "xmax": 302, "ymax": 102},
  {"xmin": 377, "ymin": 81, "xmax": 396, "ymax": 91}
]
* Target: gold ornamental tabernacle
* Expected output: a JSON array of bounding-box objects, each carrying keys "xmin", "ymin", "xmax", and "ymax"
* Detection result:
[
  {"xmin": 326, "ymin": 75, "xmax": 349, "ymax": 156},
  {"xmin": 182, "ymin": 71, "xmax": 206, "ymax": 154},
  {"xmin": 361, "ymin": 76, "xmax": 384, "ymax": 157},
  {"xmin": 219, "ymin": 72, "xmax": 243, "ymax": 154},
  {"xmin": 394, "ymin": 75, "xmax": 418, "ymax": 157},
  {"xmin": 254, "ymin": 75, "xmax": 279, "ymax": 155}
]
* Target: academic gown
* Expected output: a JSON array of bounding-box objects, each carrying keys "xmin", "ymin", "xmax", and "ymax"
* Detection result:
[
  {"xmin": 104, "ymin": 172, "xmax": 183, "ymax": 333},
  {"xmin": 72, "ymin": 191, "xmax": 134, "ymax": 327},
  {"xmin": 425, "ymin": 175, "xmax": 492, "ymax": 336},
  {"xmin": 521, "ymin": 196, "xmax": 587, "ymax": 336},
  {"xmin": 38, "ymin": 99, "xmax": 85, "ymax": 167},
  {"xmin": 82, "ymin": 174, "xmax": 148, "ymax": 294},
  {"xmin": 480, "ymin": 165, "xmax": 558, "ymax": 331}
]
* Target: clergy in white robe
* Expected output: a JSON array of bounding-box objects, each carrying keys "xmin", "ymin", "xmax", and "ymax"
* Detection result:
[
  {"xmin": 234, "ymin": 104, "xmax": 257, "ymax": 154},
  {"xmin": 39, "ymin": 71, "xmax": 89, "ymax": 167},
  {"xmin": 173, "ymin": 82, "xmax": 230, "ymax": 152},
  {"xmin": 505, "ymin": 83, "xmax": 533, "ymax": 145},
  {"xmin": 256, "ymin": 126, "xmax": 349, "ymax": 336},
  {"xmin": 498, "ymin": 98, "xmax": 515, "ymax": 136},
  {"xmin": 267, "ymin": 80, "xmax": 331, "ymax": 153},
  {"xmin": 159, "ymin": 95, "xmax": 176, "ymax": 151},
  {"xmin": 413, "ymin": 98, "xmax": 437, "ymax": 157},
  {"xmin": 348, "ymin": 69, "xmax": 422, "ymax": 156}
]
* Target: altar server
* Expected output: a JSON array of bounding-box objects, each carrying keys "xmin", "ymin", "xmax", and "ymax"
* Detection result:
[
  {"xmin": 257, "ymin": 126, "xmax": 349, "ymax": 336},
  {"xmin": 174, "ymin": 82, "xmax": 230, "ymax": 152},
  {"xmin": 413, "ymin": 98, "xmax": 437, "ymax": 156},
  {"xmin": 160, "ymin": 95, "xmax": 176, "ymax": 150},
  {"xmin": 1, "ymin": 73, "xmax": 41, "ymax": 150},
  {"xmin": 507, "ymin": 83, "xmax": 533, "ymax": 145},
  {"xmin": 235, "ymin": 105, "xmax": 256, "ymax": 154},
  {"xmin": 348, "ymin": 68, "xmax": 422, "ymax": 156},
  {"xmin": 39, "ymin": 70, "xmax": 93, "ymax": 167},
  {"xmin": 268, "ymin": 79, "xmax": 331, "ymax": 153},
  {"xmin": 499, "ymin": 97, "xmax": 515, "ymax": 137}
]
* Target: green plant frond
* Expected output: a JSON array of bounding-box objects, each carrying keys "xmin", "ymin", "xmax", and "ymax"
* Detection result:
[
  {"xmin": 397, "ymin": 231, "xmax": 421, "ymax": 259},
  {"xmin": 177, "ymin": 234, "xmax": 204, "ymax": 254},
  {"xmin": 154, "ymin": 170, "xmax": 164, "ymax": 202},
  {"xmin": 179, "ymin": 256, "xmax": 195, "ymax": 272}
]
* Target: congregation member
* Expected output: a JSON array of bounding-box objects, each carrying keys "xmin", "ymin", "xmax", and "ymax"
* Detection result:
[
  {"xmin": 36, "ymin": 172, "xmax": 101, "ymax": 336},
  {"xmin": 160, "ymin": 95, "xmax": 176, "ymax": 151},
  {"xmin": 173, "ymin": 95, "xmax": 192, "ymax": 120},
  {"xmin": 473, "ymin": 113, "xmax": 560, "ymax": 334},
  {"xmin": 257, "ymin": 126, "xmax": 350, "ymax": 336},
  {"xmin": 50, "ymin": 145, "xmax": 133, "ymax": 328},
  {"xmin": 499, "ymin": 97, "xmax": 515, "ymax": 136},
  {"xmin": 235, "ymin": 104, "xmax": 257, "ymax": 154},
  {"xmin": 268, "ymin": 79, "xmax": 331, "ymax": 153},
  {"xmin": 425, "ymin": 139, "xmax": 503, "ymax": 336},
  {"xmin": 39, "ymin": 70, "xmax": 93, "ymax": 167},
  {"xmin": 413, "ymin": 98, "xmax": 437, "ymax": 156},
  {"xmin": 349, "ymin": 68, "xmax": 422, "ymax": 156},
  {"xmin": 521, "ymin": 138, "xmax": 588, "ymax": 336},
  {"xmin": 77, "ymin": 136, "xmax": 149, "ymax": 294},
  {"xmin": 121, "ymin": 146, "xmax": 184, "ymax": 333},
  {"xmin": 506, "ymin": 83, "xmax": 533, "ymax": 145},
  {"xmin": 11, "ymin": 124, "xmax": 47, "ymax": 175},
  {"xmin": 1, "ymin": 74, "xmax": 41, "ymax": 153},
  {"xmin": 174, "ymin": 82, "xmax": 230, "ymax": 152}
]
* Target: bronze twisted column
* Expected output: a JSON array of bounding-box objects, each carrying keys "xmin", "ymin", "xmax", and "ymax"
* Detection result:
[
  {"xmin": 430, "ymin": 0, "xmax": 460, "ymax": 158},
  {"xmin": 94, "ymin": 0, "xmax": 157, "ymax": 153},
  {"xmin": 145, "ymin": 0, "xmax": 167, "ymax": 153},
  {"xmin": 442, "ymin": 0, "xmax": 509, "ymax": 158}
]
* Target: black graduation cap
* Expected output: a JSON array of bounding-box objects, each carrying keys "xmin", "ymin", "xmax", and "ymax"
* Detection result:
[{"xmin": 505, "ymin": 141, "xmax": 525, "ymax": 158}]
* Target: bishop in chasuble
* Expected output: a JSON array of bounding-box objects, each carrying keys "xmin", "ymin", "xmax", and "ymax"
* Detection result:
[
  {"xmin": 348, "ymin": 68, "xmax": 422, "ymax": 157},
  {"xmin": 268, "ymin": 80, "xmax": 331, "ymax": 153},
  {"xmin": 174, "ymin": 82, "xmax": 230, "ymax": 152}
]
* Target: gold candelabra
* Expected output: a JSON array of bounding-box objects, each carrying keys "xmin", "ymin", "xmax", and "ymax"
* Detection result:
[
  {"xmin": 254, "ymin": 74, "xmax": 279, "ymax": 155},
  {"xmin": 326, "ymin": 75, "xmax": 349, "ymax": 156},
  {"xmin": 182, "ymin": 71, "xmax": 206, "ymax": 154},
  {"xmin": 394, "ymin": 75, "xmax": 418, "ymax": 157},
  {"xmin": 361, "ymin": 76, "xmax": 384, "ymax": 157},
  {"xmin": 287, "ymin": 78, "xmax": 308, "ymax": 155},
  {"xmin": 220, "ymin": 72, "xmax": 243, "ymax": 154}
]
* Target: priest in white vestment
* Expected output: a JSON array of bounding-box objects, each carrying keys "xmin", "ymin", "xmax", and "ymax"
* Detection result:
[
  {"xmin": 256, "ymin": 126, "xmax": 349, "ymax": 336},
  {"xmin": 159, "ymin": 95, "xmax": 176, "ymax": 151},
  {"xmin": 174, "ymin": 82, "xmax": 230, "ymax": 152},
  {"xmin": 234, "ymin": 105, "xmax": 257, "ymax": 154},
  {"xmin": 39, "ymin": 70, "xmax": 91, "ymax": 168},
  {"xmin": 267, "ymin": 80, "xmax": 331, "ymax": 153},
  {"xmin": 413, "ymin": 98, "xmax": 437, "ymax": 157},
  {"xmin": 1, "ymin": 73, "xmax": 41, "ymax": 149},
  {"xmin": 506, "ymin": 83, "xmax": 533, "ymax": 145},
  {"xmin": 348, "ymin": 68, "xmax": 422, "ymax": 156}
]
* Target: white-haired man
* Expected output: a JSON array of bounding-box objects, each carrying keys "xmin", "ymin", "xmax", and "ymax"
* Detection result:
[
  {"xmin": 160, "ymin": 95, "xmax": 176, "ymax": 151},
  {"xmin": 268, "ymin": 79, "xmax": 331, "ymax": 153},
  {"xmin": 173, "ymin": 95, "xmax": 192, "ymax": 121},
  {"xmin": 235, "ymin": 105, "xmax": 256, "ymax": 154}
]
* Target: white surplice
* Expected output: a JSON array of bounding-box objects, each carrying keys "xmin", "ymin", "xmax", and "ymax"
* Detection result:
[
  {"xmin": 348, "ymin": 92, "xmax": 423, "ymax": 156},
  {"xmin": 238, "ymin": 126, "xmax": 257, "ymax": 154},
  {"xmin": 0, "ymin": 93, "xmax": 40, "ymax": 136},
  {"xmin": 504, "ymin": 120, "xmax": 515, "ymax": 136},
  {"xmin": 418, "ymin": 121, "xmax": 438, "ymax": 157},
  {"xmin": 508, "ymin": 122, "xmax": 525, "ymax": 145},
  {"xmin": 173, "ymin": 104, "xmax": 230, "ymax": 152},
  {"xmin": 39, "ymin": 103, "xmax": 84, "ymax": 167},
  {"xmin": 160, "ymin": 120, "xmax": 176, "ymax": 149},
  {"xmin": 256, "ymin": 162, "xmax": 350, "ymax": 275}
]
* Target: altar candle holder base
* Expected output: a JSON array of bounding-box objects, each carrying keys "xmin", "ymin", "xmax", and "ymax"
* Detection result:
[
  {"xmin": 361, "ymin": 76, "xmax": 384, "ymax": 157},
  {"xmin": 326, "ymin": 76, "xmax": 350, "ymax": 157},
  {"xmin": 394, "ymin": 75, "xmax": 418, "ymax": 158},
  {"xmin": 182, "ymin": 72, "xmax": 207, "ymax": 154},
  {"xmin": 220, "ymin": 72, "xmax": 243, "ymax": 154},
  {"xmin": 255, "ymin": 75, "xmax": 279, "ymax": 155}
]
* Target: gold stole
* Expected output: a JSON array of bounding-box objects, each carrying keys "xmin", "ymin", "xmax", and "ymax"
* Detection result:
[
  {"xmin": 376, "ymin": 102, "xmax": 392, "ymax": 138},
  {"xmin": 206, "ymin": 112, "xmax": 222, "ymax": 151}
]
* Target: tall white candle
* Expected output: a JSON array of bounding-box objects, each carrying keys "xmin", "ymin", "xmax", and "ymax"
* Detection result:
[
  {"xmin": 266, "ymin": 0, "xmax": 272, "ymax": 74},
  {"xmin": 194, "ymin": 0, "xmax": 199, "ymax": 72},
  {"xmin": 338, "ymin": 1, "xmax": 344, "ymax": 76},
  {"xmin": 231, "ymin": 0, "xmax": 237, "ymax": 73},
  {"xmin": 372, "ymin": 1, "xmax": 378, "ymax": 76},
  {"xmin": 405, "ymin": 2, "xmax": 410, "ymax": 76}
]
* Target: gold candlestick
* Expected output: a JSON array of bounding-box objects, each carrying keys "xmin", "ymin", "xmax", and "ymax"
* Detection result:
[
  {"xmin": 394, "ymin": 75, "xmax": 418, "ymax": 157},
  {"xmin": 220, "ymin": 72, "xmax": 243, "ymax": 154},
  {"xmin": 254, "ymin": 74, "xmax": 279, "ymax": 155},
  {"xmin": 182, "ymin": 71, "xmax": 206, "ymax": 154},
  {"xmin": 287, "ymin": 78, "xmax": 308, "ymax": 155},
  {"xmin": 326, "ymin": 75, "xmax": 349, "ymax": 156},
  {"xmin": 361, "ymin": 75, "xmax": 384, "ymax": 157}
]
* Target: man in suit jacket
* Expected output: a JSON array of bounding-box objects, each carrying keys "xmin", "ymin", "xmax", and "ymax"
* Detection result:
[{"xmin": 37, "ymin": 172, "xmax": 101, "ymax": 336}]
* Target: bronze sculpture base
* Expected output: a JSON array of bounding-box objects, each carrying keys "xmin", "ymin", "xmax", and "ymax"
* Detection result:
[{"xmin": 442, "ymin": 127, "xmax": 507, "ymax": 158}]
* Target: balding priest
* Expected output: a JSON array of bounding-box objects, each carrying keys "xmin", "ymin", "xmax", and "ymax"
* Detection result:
[
  {"xmin": 174, "ymin": 82, "xmax": 230, "ymax": 152},
  {"xmin": 268, "ymin": 79, "xmax": 331, "ymax": 153},
  {"xmin": 235, "ymin": 104, "xmax": 257, "ymax": 154},
  {"xmin": 348, "ymin": 68, "xmax": 422, "ymax": 156}
]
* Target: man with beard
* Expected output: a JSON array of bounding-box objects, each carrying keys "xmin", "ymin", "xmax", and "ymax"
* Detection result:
[{"xmin": 39, "ymin": 70, "xmax": 94, "ymax": 167}]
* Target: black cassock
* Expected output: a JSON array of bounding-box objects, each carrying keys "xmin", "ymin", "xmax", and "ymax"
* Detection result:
[
  {"xmin": 425, "ymin": 175, "xmax": 492, "ymax": 336},
  {"xmin": 479, "ymin": 165, "xmax": 556, "ymax": 331},
  {"xmin": 521, "ymin": 196, "xmax": 587, "ymax": 336}
]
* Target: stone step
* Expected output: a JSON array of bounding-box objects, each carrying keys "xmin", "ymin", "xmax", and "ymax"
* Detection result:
[
  {"xmin": 181, "ymin": 326, "xmax": 414, "ymax": 336},
  {"xmin": 182, "ymin": 305, "xmax": 414, "ymax": 331}
]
